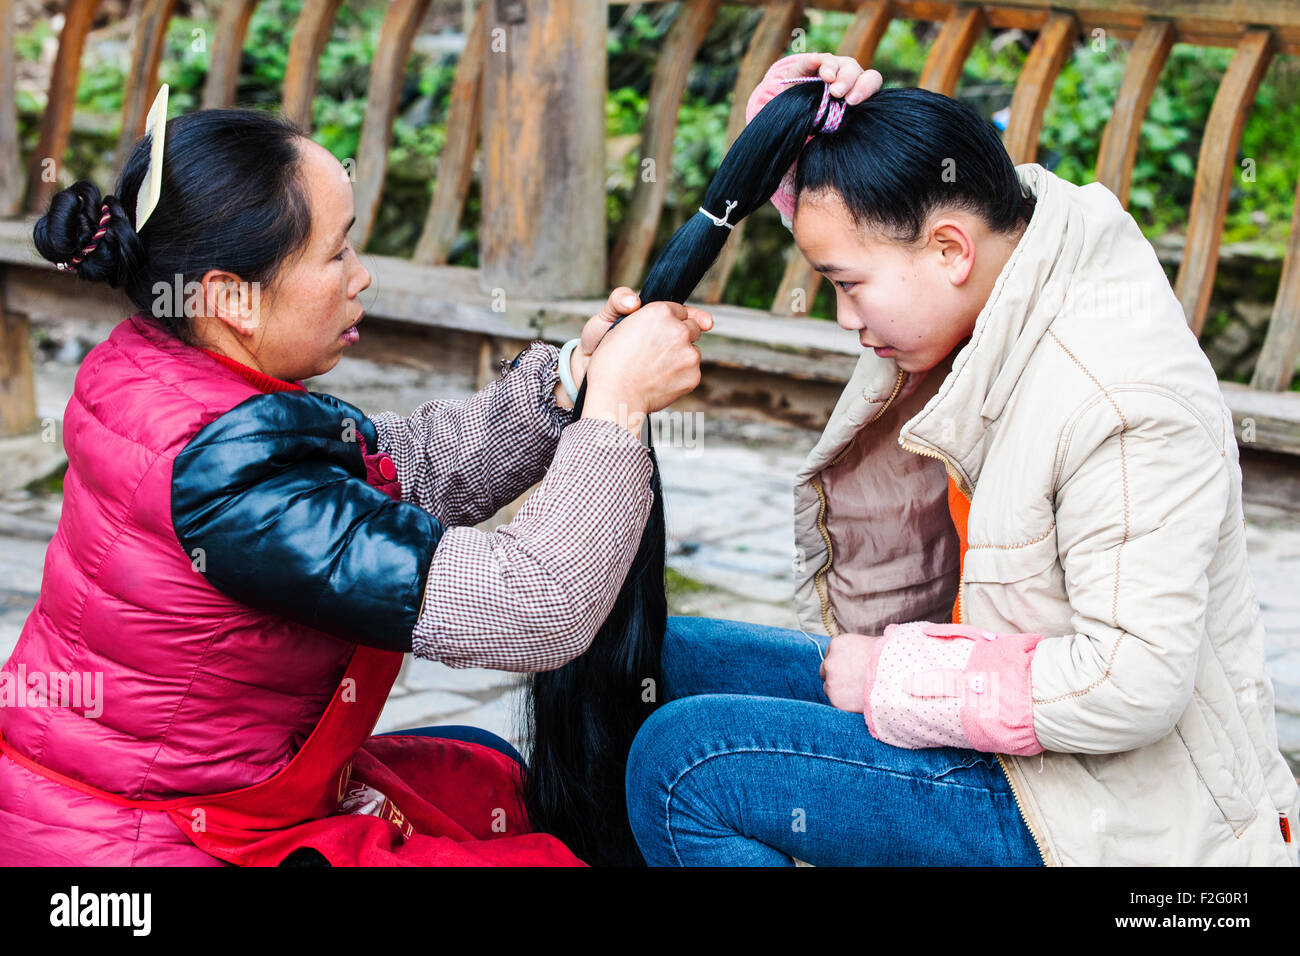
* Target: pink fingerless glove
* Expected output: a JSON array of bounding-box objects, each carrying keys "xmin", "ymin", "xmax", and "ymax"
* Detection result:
[
  {"xmin": 862, "ymin": 622, "xmax": 1045, "ymax": 755},
  {"xmin": 744, "ymin": 53, "xmax": 819, "ymax": 227}
]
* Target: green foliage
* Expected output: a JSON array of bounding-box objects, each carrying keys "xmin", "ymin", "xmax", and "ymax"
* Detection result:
[
  {"xmin": 11, "ymin": 2, "xmax": 1298, "ymax": 305},
  {"xmin": 601, "ymin": 10, "xmax": 1300, "ymax": 316},
  {"xmin": 665, "ymin": 566, "xmax": 708, "ymax": 599}
]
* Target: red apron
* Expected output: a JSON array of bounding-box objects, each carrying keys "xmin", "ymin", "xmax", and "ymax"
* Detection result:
[{"xmin": 0, "ymin": 645, "xmax": 585, "ymax": 866}]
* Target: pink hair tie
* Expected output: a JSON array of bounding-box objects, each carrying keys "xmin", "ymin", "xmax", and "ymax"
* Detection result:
[
  {"xmin": 779, "ymin": 76, "xmax": 846, "ymax": 133},
  {"xmin": 56, "ymin": 203, "xmax": 112, "ymax": 271}
]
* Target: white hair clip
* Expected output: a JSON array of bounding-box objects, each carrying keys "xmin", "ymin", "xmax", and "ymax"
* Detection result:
[{"xmin": 698, "ymin": 199, "xmax": 738, "ymax": 230}]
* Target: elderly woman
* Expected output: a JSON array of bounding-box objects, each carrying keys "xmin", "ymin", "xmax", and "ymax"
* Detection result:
[{"xmin": 0, "ymin": 107, "xmax": 709, "ymax": 866}]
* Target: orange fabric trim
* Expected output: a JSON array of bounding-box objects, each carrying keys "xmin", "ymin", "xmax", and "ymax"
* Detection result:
[{"xmin": 947, "ymin": 473, "xmax": 971, "ymax": 624}]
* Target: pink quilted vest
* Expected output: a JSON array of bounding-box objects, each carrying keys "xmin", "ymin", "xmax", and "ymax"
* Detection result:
[{"xmin": 0, "ymin": 312, "xmax": 391, "ymax": 865}]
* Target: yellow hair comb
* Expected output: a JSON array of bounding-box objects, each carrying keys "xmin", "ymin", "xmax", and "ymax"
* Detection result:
[{"xmin": 134, "ymin": 84, "xmax": 169, "ymax": 232}]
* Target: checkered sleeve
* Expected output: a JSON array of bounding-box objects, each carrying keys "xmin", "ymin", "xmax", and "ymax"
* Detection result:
[
  {"xmin": 410, "ymin": 416, "xmax": 654, "ymax": 672},
  {"xmin": 369, "ymin": 341, "xmax": 574, "ymax": 527}
]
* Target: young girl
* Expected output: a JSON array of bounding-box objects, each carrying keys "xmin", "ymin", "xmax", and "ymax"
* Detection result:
[
  {"xmin": 0, "ymin": 106, "xmax": 708, "ymax": 866},
  {"xmin": 623, "ymin": 53, "xmax": 1299, "ymax": 866}
]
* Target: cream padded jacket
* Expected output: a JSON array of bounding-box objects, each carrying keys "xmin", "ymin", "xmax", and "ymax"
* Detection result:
[{"xmin": 790, "ymin": 163, "xmax": 1299, "ymax": 865}]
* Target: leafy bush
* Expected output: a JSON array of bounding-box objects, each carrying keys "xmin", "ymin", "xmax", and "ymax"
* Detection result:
[{"xmin": 12, "ymin": 1, "xmax": 1298, "ymax": 320}]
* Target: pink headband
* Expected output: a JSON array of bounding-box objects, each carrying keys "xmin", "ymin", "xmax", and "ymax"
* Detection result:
[
  {"xmin": 751, "ymin": 76, "xmax": 845, "ymax": 225},
  {"xmin": 56, "ymin": 203, "xmax": 112, "ymax": 271}
]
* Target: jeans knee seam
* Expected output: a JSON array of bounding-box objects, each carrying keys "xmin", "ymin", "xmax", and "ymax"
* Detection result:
[{"xmin": 662, "ymin": 745, "xmax": 1006, "ymax": 865}]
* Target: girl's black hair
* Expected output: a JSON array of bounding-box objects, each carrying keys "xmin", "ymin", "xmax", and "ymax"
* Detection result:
[
  {"xmin": 797, "ymin": 86, "xmax": 1035, "ymax": 241},
  {"xmin": 523, "ymin": 82, "xmax": 1033, "ymax": 867},
  {"xmin": 33, "ymin": 109, "xmax": 313, "ymax": 347}
]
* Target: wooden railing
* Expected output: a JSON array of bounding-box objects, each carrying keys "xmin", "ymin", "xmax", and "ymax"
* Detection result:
[{"xmin": 2, "ymin": 0, "xmax": 1300, "ymax": 454}]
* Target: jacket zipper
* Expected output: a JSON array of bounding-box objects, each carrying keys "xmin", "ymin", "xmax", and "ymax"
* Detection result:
[
  {"xmin": 897, "ymin": 434, "xmax": 1051, "ymax": 867},
  {"xmin": 810, "ymin": 367, "xmax": 908, "ymax": 638}
]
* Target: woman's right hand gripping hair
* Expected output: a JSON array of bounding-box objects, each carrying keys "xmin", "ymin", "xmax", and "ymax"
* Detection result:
[{"xmin": 580, "ymin": 298, "xmax": 713, "ymax": 435}]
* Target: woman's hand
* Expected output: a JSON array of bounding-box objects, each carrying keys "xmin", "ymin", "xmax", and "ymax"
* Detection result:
[
  {"xmin": 788, "ymin": 52, "xmax": 882, "ymax": 104},
  {"xmin": 820, "ymin": 632, "xmax": 880, "ymax": 712},
  {"xmin": 581, "ymin": 299, "xmax": 713, "ymax": 435},
  {"xmin": 554, "ymin": 287, "xmax": 640, "ymax": 411},
  {"xmin": 573, "ymin": 287, "xmax": 641, "ymax": 387}
]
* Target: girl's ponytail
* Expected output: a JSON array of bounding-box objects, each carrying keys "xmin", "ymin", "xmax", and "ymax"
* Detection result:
[
  {"xmin": 523, "ymin": 79, "xmax": 838, "ymax": 867},
  {"xmin": 638, "ymin": 79, "xmax": 833, "ymax": 304}
]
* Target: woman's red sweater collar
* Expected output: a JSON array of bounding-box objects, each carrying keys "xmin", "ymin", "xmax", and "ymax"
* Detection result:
[{"xmin": 198, "ymin": 348, "xmax": 306, "ymax": 395}]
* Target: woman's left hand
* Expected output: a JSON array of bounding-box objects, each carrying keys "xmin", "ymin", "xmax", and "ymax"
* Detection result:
[
  {"xmin": 562, "ymin": 287, "xmax": 713, "ymax": 406},
  {"xmin": 820, "ymin": 632, "xmax": 880, "ymax": 712},
  {"xmin": 573, "ymin": 286, "xmax": 642, "ymax": 388}
]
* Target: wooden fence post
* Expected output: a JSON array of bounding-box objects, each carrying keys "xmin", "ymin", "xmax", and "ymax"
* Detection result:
[
  {"xmin": 0, "ymin": 0, "xmax": 20, "ymax": 215},
  {"xmin": 480, "ymin": 0, "xmax": 608, "ymax": 298},
  {"xmin": 0, "ymin": 275, "xmax": 36, "ymax": 439}
]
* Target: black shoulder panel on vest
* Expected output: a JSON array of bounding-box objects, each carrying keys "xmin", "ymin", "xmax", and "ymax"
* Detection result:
[{"xmin": 171, "ymin": 391, "xmax": 445, "ymax": 651}]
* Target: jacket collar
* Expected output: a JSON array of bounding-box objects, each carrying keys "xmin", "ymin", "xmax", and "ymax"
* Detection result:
[{"xmin": 896, "ymin": 164, "xmax": 1087, "ymax": 492}]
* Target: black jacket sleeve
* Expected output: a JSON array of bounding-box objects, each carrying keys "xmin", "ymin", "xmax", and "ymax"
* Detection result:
[{"xmin": 170, "ymin": 391, "xmax": 445, "ymax": 652}]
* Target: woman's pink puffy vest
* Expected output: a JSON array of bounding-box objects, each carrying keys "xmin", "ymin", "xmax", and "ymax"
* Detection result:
[{"xmin": 0, "ymin": 313, "xmax": 364, "ymax": 865}]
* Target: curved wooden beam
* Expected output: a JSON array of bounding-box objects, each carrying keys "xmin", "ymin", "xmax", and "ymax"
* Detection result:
[
  {"xmin": 697, "ymin": 0, "xmax": 805, "ymax": 304},
  {"xmin": 1175, "ymin": 28, "xmax": 1275, "ymax": 336},
  {"xmin": 413, "ymin": 0, "xmax": 489, "ymax": 266},
  {"xmin": 352, "ymin": 0, "xmax": 433, "ymax": 250},
  {"xmin": 282, "ymin": 0, "xmax": 346, "ymax": 130},
  {"xmin": 1094, "ymin": 19, "xmax": 1173, "ymax": 207},
  {"xmin": 202, "ymin": 0, "xmax": 262, "ymax": 109},
  {"xmin": 608, "ymin": 0, "xmax": 721, "ymax": 290},
  {"xmin": 112, "ymin": 0, "xmax": 179, "ymax": 179},
  {"xmin": 918, "ymin": 4, "xmax": 985, "ymax": 96},
  {"xmin": 25, "ymin": 0, "xmax": 104, "ymax": 212},
  {"xmin": 772, "ymin": 0, "xmax": 894, "ymax": 316},
  {"xmin": 1002, "ymin": 11, "xmax": 1077, "ymax": 165},
  {"xmin": 1252, "ymin": 172, "xmax": 1300, "ymax": 391}
]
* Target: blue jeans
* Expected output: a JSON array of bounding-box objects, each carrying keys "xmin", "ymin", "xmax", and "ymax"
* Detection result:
[{"xmin": 625, "ymin": 616, "xmax": 1044, "ymax": 866}]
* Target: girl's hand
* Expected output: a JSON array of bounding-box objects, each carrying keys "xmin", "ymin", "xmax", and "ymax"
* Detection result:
[
  {"xmin": 820, "ymin": 632, "xmax": 880, "ymax": 712},
  {"xmin": 789, "ymin": 53, "xmax": 882, "ymax": 104}
]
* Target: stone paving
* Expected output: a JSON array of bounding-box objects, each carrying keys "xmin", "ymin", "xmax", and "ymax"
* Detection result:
[{"xmin": 1, "ymin": 327, "xmax": 1297, "ymax": 772}]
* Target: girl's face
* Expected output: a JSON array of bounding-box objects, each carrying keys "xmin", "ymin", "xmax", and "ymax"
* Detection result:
[
  {"xmin": 792, "ymin": 190, "xmax": 989, "ymax": 374},
  {"xmin": 199, "ymin": 138, "xmax": 371, "ymax": 382}
]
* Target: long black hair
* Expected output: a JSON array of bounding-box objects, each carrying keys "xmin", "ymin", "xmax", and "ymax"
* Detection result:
[
  {"xmin": 33, "ymin": 110, "xmax": 313, "ymax": 347},
  {"xmin": 529, "ymin": 83, "xmax": 1035, "ymax": 866}
]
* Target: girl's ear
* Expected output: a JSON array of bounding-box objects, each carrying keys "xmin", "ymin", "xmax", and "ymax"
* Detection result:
[{"xmin": 928, "ymin": 218, "xmax": 978, "ymax": 287}]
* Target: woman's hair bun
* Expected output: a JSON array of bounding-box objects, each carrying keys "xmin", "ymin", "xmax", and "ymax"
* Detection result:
[
  {"xmin": 33, "ymin": 180, "xmax": 145, "ymax": 288},
  {"xmin": 29, "ymin": 110, "xmax": 312, "ymax": 343}
]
